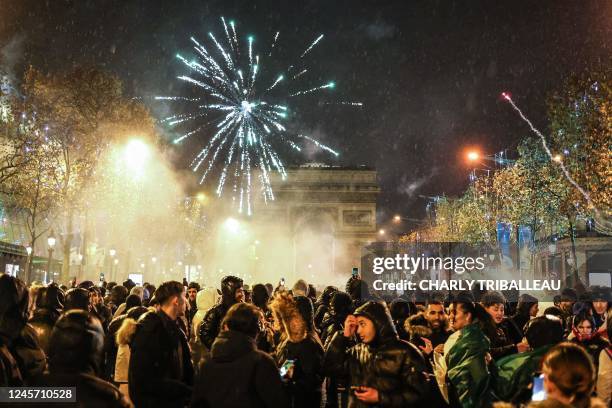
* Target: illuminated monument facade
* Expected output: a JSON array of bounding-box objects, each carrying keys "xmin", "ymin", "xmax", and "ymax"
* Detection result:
[
  {"xmin": 248, "ymin": 164, "xmax": 380, "ymax": 285},
  {"xmin": 207, "ymin": 164, "xmax": 379, "ymax": 286}
]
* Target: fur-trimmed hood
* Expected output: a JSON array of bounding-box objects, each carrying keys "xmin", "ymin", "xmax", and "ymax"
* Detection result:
[
  {"xmin": 270, "ymin": 291, "xmax": 308, "ymax": 343},
  {"xmin": 404, "ymin": 313, "xmax": 433, "ymax": 340},
  {"xmin": 116, "ymin": 317, "xmax": 138, "ymax": 346}
]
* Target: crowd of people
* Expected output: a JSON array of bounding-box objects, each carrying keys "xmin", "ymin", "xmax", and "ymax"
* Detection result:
[{"xmin": 0, "ymin": 272, "xmax": 610, "ymax": 407}]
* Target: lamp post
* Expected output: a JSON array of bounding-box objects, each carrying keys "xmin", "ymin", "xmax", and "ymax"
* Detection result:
[
  {"xmin": 47, "ymin": 230, "xmax": 56, "ymax": 281},
  {"xmin": 77, "ymin": 253, "xmax": 84, "ymax": 280},
  {"xmin": 25, "ymin": 245, "xmax": 33, "ymax": 283},
  {"xmin": 113, "ymin": 258, "xmax": 119, "ymax": 280},
  {"xmin": 109, "ymin": 248, "xmax": 116, "ymax": 281}
]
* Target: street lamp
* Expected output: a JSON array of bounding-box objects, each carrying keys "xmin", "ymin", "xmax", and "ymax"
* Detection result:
[
  {"xmin": 77, "ymin": 253, "xmax": 84, "ymax": 280},
  {"xmin": 24, "ymin": 245, "xmax": 33, "ymax": 283},
  {"xmin": 47, "ymin": 230, "xmax": 56, "ymax": 280},
  {"xmin": 108, "ymin": 248, "xmax": 116, "ymax": 281}
]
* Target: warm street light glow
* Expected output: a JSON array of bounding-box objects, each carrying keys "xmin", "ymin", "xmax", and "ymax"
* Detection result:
[
  {"xmin": 109, "ymin": 248, "xmax": 116, "ymax": 257},
  {"xmin": 196, "ymin": 192, "xmax": 207, "ymax": 202},
  {"xmin": 378, "ymin": 229, "xmax": 385, "ymax": 235},
  {"xmin": 393, "ymin": 215, "xmax": 401, "ymax": 222},
  {"xmin": 151, "ymin": 257, "xmax": 157, "ymax": 263},
  {"xmin": 123, "ymin": 139, "xmax": 150, "ymax": 176},
  {"xmin": 47, "ymin": 231, "xmax": 56, "ymax": 248},
  {"xmin": 553, "ymin": 154, "xmax": 562, "ymax": 163},
  {"xmin": 466, "ymin": 151, "xmax": 479, "ymax": 162},
  {"xmin": 224, "ymin": 217, "xmax": 241, "ymax": 234},
  {"xmin": 114, "ymin": 259, "xmax": 119, "ymax": 265}
]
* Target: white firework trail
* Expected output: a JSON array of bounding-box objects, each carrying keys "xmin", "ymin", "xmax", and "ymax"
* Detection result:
[
  {"xmin": 158, "ymin": 17, "xmax": 359, "ymax": 215},
  {"xmin": 502, "ymin": 92, "xmax": 598, "ymax": 216}
]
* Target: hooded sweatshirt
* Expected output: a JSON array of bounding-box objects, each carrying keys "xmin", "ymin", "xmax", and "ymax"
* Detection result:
[{"xmin": 324, "ymin": 301, "xmax": 429, "ymax": 408}]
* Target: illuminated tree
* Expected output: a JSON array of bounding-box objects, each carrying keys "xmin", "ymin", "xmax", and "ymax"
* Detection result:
[{"xmin": 23, "ymin": 66, "xmax": 157, "ymax": 282}]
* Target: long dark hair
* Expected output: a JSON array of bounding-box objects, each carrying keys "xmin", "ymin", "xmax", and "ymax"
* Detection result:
[
  {"xmin": 455, "ymin": 301, "xmax": 496, "ymax": 338},
  {"xmin": 542, "ymin": 342, "xmax": 595, "ymax": 408}
]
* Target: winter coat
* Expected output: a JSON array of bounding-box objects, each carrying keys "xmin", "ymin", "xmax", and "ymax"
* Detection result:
[
  {"xmin": 488, "ymin": 324, "xmax": 517, "ymax": 361},
  {"xmin": 115, "ymin": 317, "xmax": 138, "ymax": 405},
  {"xmin": 0, "ymin": 338, "xmax": 22, "ymax": 386},
  {"xmin": 324, "ymin": 301, "xmax": 430, "ymax": 408},
  {"xmin": 596, "ymin": 347, "xmax": 612, "ymax": 405},
  {"xmin": 276, "ymin": 336, "xmax": 324, "ymax": 408},
  {"xmin": 493, "ymin": 344, "xmax": 553, "ymax": 403},
  {"xmin": 192, "ymin": 288, "xmax": 218, "ymax": 342},
  {"xmin": 190, "ymin": 330, "xmax": 289, "ymax": 408},
  {"xmin": 104, "ymin": 313, "xmax": 128, "ymax": 381},
  {"xmin": 29, "ymin": 308, "xmax": 61, "ymax": 355},
  {"xmin": 198, "ymin": 302, "xmax": 231, "ymax": 350},
  {"xmin": 10, "ymin": 324, "xmax": 46, "ymax": 384},
  {"xmin": 129, "ymin": 310, "xmax": 194, "ymax": 408},
  {"xmin": 271, "ymin": 292, "xmax": 324, "ymax": 408},
  {"xmin": 198, "ymin": 280, "xmax": 241, "ymax": 350},
  {"xmin": 572, "ymin": 333, "xmax": 610, "ymax": 370},
  {"xmin": 31, "ymin": 372, "xmax": 131, "ymax": 408},
  {"xmin": 446, "ymin": 323, "xmax": 493, "ymax": 408}
]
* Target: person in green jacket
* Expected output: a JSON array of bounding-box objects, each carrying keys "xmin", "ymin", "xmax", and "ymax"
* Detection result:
[
  {"xmin": 494, "ymin": 315, "xmax": 564, "ymax": 404},
  {"xmin": 445, "ymin": 292, "xmax": 495, "ymax": 408}
]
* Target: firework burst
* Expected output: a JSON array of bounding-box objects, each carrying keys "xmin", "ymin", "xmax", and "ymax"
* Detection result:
[{"xmin": 158, "ymin": 17, "xmax": 360, "ymax": 215}]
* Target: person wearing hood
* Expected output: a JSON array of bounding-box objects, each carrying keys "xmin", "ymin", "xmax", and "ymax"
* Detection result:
[
  {"xmin": 320, "ymin": 291, "xmax": 353, "ymax": 347},
  {"xmin": 31, "ymin": 309, "xmax": 130, "ymax": 407},
  {"xmin": 271, "ymin": 292, "xmax": 324, "ymax": 408},
  {"xmin": 314, "ymin": 285, "xmax": 338, "ymax": 331},
  {"xmin": 570, "ymin": 313, "xmax": 609, "ymax": 370},
  {"xmin": 190, "ymin": 302, "xmax": 289, "ymax": 408},
  {"xmin": 199, "ymin": 275, "xmax": 244, "ymax": 350},
  {"xmin": 502, "ymin": 293, "xmax": 538, "ymax": 345},
  {"xmin": 0, "ymin": 275, "xmax": 46, "ymax": 385},
  {"xmin": 324, "ymin": 300, "xmax": 429, "ymax": 407},
  {"xmin": 114, "ymin": 306, "xmax": 149, "ymax": 406},
  {"xmin": 29, "ymin": 284, "xmax": 65, "ymax": 354},
  {"xmin": 129, "ymin": 281, "xmax": 194, "ymax": 408}
]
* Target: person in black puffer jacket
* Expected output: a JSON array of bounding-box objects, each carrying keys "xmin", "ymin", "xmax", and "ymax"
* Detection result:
[
  {"xmin": 271, "ymin": 292, "xmax": 324, "ymax": 408},
  {"xmin": 29, "ymin": 284, "xmax": 65, "ymax": 354},
  {"xmin": 191, "ymin": 302, "xmax": 289, "ymax": 408},
  {"xmin": 324, "ymin": 301, "xmax": 430, "ymax": 408},
  {"xmin": 320, "ymin": 291, "xmax": 353, "ymax": 348},
  {"xmin": 314, "ymin": 286, "xmax": 338, "ymax": 331},
  {"xmin": 198, "ymin": 276, "xmax": 244, "ymax": 350}
]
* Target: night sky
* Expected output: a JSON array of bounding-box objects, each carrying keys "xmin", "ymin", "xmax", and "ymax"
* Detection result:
[{"xmin": 1, "ymin": 0, "xmax": 610, "ymax": 226}]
